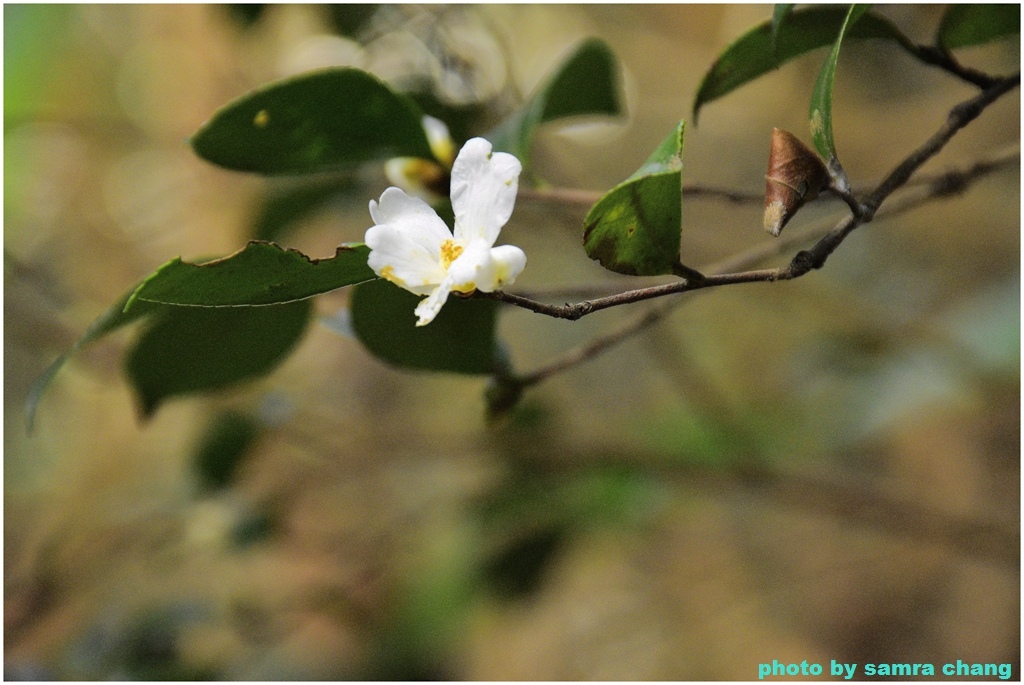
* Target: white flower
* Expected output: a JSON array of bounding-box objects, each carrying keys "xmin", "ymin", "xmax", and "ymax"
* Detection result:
[{"xmin": 365, "ymin": 137, "xmax": 527, "ymax": 326}]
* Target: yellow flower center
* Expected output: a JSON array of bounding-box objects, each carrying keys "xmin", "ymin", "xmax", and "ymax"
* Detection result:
[{"xmin": 440, "ymin": 239, "xmax": 463, "ymax": 269}]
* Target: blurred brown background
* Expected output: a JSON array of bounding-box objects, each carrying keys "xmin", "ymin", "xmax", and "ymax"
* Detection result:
[{"xmin": 5, "ymin": 5, "xmax": 1019, "ymax": 680}]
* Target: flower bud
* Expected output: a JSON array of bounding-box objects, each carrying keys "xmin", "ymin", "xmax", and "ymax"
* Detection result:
[{"xmin": 764, "ymin": 128, "xmax": 831, "ymax": 236}]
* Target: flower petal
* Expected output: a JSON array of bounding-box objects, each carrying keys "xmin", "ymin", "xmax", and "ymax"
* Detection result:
[
  {"xmin": 365, "ymin": 224, "xmax": 445, "ymax": 294},
  {"xmin": 365, "ymin": 187, "xmax": 452, "ymax": 293},
  {"xmin": 414, "ymin": 276, "xmax": 455, "ymax": 327},
  {"xmin": 369, "ymin": 187, "xmax": 452, "ymax": 250},
  {"xmin": 445, "ymin": 241, "xmax": 526, "ymax": 294},
  {"xmin": 445, "ymin": 240, "xmax": 493, "ymax": 291},
  {"xmin": 450, "ymin": 137, "xmax": 521, "ymax": 245},
  {"xmin": 477, "ymin": 244, "xmax": 527, "ymax": 292}
]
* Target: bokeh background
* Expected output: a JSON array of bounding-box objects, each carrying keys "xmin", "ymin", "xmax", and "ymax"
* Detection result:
[{"xmin": 5, "ymin": 5, "xmax": 1019, "ymax": 680}]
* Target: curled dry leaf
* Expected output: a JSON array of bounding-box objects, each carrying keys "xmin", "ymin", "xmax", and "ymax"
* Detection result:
[{"xmin": 764, "ymin": 127, "xmax": 831, "ymax": 236}]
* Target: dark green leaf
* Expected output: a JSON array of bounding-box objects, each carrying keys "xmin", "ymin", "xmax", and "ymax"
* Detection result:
[
  {"xmin": 583, "ymin": 120, "xmax": 686, "ymax": 276},
  {"xmin": 809, "ymin": 5, "xmax": 870, "ymax": 173},
  {"xmin": 224, "ymin": 4, "xmax": 266, "ymax": 28},
  {"xmin": 350, "ymin": 279, "xmax": 498, "ymax": 374},
  {"xmin": 771, "ymin": 4, "xmax": 796, "ymax": 56},
  {"xmin": 25, "ymin": 283, "xmax": 161, "ymax": 432},
  {"xmin": 127, "ymin": 241, "xmax": 376, "ymax": 309},
  {"xmin": 192, "ymin": 411, "xmax": 262, "ymax": 491},
  {"xmin": 482, "ymin": 525, "xmax": 566, "ymax": 601},
  {"xmin": 489, "ymin": 38, "xmax": 622, "ymax": 167},
  {"xmin": 191, "ymin": 68, "xmax": 432, "ymax": 175},
  {"xmin": 126, "ymin": 300, "xmax": 312, "ymax": 417},
  {"xmin": 938, "ymin": 4, "xmax": 1020, "ymax": 50},
  {"xmin": 326, "ymin": 4, "xmax": 378, "ymax": 37},
  {"xmin": 231, "ymin": 509, "xmax": 277, "ymax": 548},
  {"xmin": 693, "ymin": 6, "xmax": 915, "ymax": 123}
]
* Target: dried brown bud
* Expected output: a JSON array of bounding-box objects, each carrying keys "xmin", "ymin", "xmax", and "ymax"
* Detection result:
[{"xmin": 764, "ymin": 128, "xmax": 831, "ymax": 236}]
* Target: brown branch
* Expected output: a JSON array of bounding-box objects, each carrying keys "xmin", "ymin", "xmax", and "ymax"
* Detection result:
[
  {"xmin": 483, "ymin": 74, "xmax": 1020, "ymax": 321},
  {"xmin": 517, "ymin": 183, "xmax": 764, "ymax": 208},
  {"xmin": 515, "ymin": 186, "xmax": 603, "ymax": 207},
  {"xmin": 864, "ymin": 72, "xmax": 1020, "ymax": 217},
  {"xmin": 485, "ymin": 117, "xmax": 1018, "ymax": 391},
  {"xmin": 494, "ymin": 185, "xmax": 957, "ymax": 389},
  {"xmin": 516, "ymin": 143, "xmax": 1019, "ymax": 221},
  {"xmin": 905, "ymin": 43, "xmax": 1001, "ymax": 90}
]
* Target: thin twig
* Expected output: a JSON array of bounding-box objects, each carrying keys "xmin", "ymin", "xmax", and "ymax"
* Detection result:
[
  {"xmin": 482, "ymin": 74, "xmax": 1020, "ymax": 321},
  {"xmin": 864, "ymin": 72, "xmax": 1020, "ymax": 217},
  {"xmin": 905, "ymin": 43, "xmax": 1001, "ymax": 90},
  {"xmin": 484, "ymin": 87, "xmax": 1018, "ymax": 390},
  {"xmin": 517, "ymin": 183, "xmax": 764, "ymax": 208},
  {"xmin": 515, "ymin": 186, "xmax": 603, "ymax": 207},
  {"xmin": 516, "ymin": 143, "xmax": 1019, "ymax": 218},
  {"xmin": 501, "ymin": 181, "xmax": 976, "ymax": 388}
]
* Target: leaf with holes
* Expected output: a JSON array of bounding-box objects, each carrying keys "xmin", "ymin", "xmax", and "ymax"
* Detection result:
[{"xmin": 127, "ymin": 241, "xmax": 376, "ymax": 309}]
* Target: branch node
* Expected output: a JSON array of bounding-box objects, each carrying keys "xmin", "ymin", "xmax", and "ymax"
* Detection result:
[
  {"xmin": 568, "ymin": 301, "xmax": 594, "ymax": 320},
  {"xmin": 789, "ymin": 250, "xmax": 819, "ymax": 276},
  {"xmin": 673, "ymin": 261, "xmax": 707, "ymax": 284}
]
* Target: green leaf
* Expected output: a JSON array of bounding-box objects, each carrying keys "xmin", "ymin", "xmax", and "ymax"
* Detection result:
[
  {"xmin": 809, "ymin": 4, "xmax": 869, "ymax": 175},
  {"xmin": 325, "ymin": 4, "xmax": 378, "ymax": 38},
  {"xmin": 583, "ymin": 120, "xmax": 686, "ymax": 276},
  {"xmin": 937, "ymin": 4, "xmax": 1020, "ymax": 50},
  {"xmin": 224, "ymin": 4, "xmax": 266, "ymax": 28},
  {"xmin": 693, "ymin": 6, "xmax": 915, "ymax": 123},
  {"xmin": 771, "ymin": 4, "xmax": 796, "ymax": 56},
  {"xmin": 127, "ymin": 241, "xmax": 376, "ymax": 309},
  {"xmin": 489, "ymin": 38, "xmax": 622, "ymax": 167},
  {"xmin": 25, "ymin": 284, "xmax": 161, "ymax": 432},
  {"xmin": 126, "ymin": 300, "xmax": 312, "ymax": 417},
  {"xmin": 350, "ymin": 279, "xmax": 498, "ymax": 374},
  {"xmin": 191, "ymin": 68, "xmax": 433, "ymax": 175},
  {"xmin": 192, "ymin": 410, "xmax": 262, "ymax": 491}
]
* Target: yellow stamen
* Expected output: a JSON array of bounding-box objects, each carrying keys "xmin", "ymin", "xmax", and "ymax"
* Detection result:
[{"xmin": 440, "ymin": 240, "xmax": 463, "ymax": 269}]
